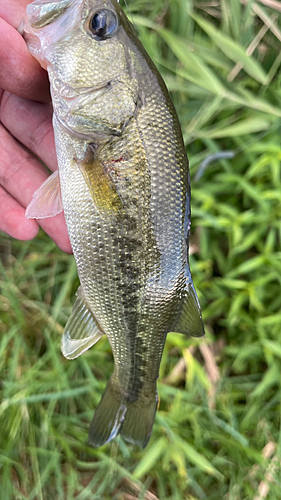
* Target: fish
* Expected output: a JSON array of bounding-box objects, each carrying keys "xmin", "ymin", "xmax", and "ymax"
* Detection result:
[{"xmin": 23, "ymin": 0, "xmax": 205, "ymax": 448}]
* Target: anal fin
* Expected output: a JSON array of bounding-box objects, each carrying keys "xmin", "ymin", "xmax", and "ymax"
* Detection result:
[
  {"xmin": 62, "ymin": 286, "xmax": 103, "ymax": 359},
  {"xmin": 172, "ymin": 280, "xmax": 205, "ymax": 338}
]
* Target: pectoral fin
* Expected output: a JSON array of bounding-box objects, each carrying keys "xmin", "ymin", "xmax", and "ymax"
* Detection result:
[
  {"xmin": 172, "ymin": 280, "xmax": 205, "ymax": 337},
  {"xmin": 62, "ymin": 286, "xmax": 103, "ymax": 360},
  {"xmin": 76, "ymin": 144, "xmax": 123, "ymax": 212},
  {"xmin": 25, "ymin": 170, "xmax": 63, "ymax": 219}
]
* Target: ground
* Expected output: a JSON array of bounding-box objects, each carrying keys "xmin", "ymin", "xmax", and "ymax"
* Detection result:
[{"xmin": 1, "ymin": 0, "xmax": 281, "ymax": 498}]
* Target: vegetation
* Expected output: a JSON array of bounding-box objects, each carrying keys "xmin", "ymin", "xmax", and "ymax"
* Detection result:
[{"xmin": 1, "ymin": 0, "xmax": 281, "ymax": 498}]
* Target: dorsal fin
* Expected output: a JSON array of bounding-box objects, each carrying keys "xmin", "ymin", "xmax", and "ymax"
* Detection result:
[{"xmin": 172, "ymin": 280, "xmax": 205, "ymax": 338}]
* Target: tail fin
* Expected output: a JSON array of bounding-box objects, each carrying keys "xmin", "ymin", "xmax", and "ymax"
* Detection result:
[
  {"xmin": 88, "ymin": 378, "xmax": 157, "ymax": 448},
  {"xmin": 121, "ymin": 390, "xmax": 158, "ymax": 448}
]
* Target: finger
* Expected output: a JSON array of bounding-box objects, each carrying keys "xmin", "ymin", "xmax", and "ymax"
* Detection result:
[
  {"xmin": 0, "ymin": 185, "xmax": 39, "ymax": 240},
  {"xmin": 0, "ymin": 18, "xmax": 50, "ymax": 103},
  {"xmin": 0, "ymin": 123, "xmax": 52, "ymax": 204},
  {"xmin": 1, "ymin": 91, "xmax": 57, "ymax": 172},
  {"xmin": 0, "ymin": 0, "xmax": 31, "ymax": 28},
  {"xmin": 0, "ymin": 125, "xmax": 72, "ymax": 253},
  {"xmin": 41, "ymin": 211, "xmax": 72, "ymax": 254}
]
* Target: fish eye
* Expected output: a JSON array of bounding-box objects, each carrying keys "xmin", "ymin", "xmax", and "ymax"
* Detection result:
[{"xmin": 89, "ymin": 9, "xmax": 118, "ymax": 40}]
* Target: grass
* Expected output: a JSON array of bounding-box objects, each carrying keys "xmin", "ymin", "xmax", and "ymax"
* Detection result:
[{"xmin": 1, "ymin": 0, "xmax": 281, "ymax": 498}]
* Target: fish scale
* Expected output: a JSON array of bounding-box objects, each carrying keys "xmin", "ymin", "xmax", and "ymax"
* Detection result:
[{"xmin": 24, "ymin": 0, "xmax": 205, "ymax": 447}]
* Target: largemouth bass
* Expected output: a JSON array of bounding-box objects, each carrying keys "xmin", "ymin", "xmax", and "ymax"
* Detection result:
[{"xmin": 24, "ymin": 0, "xmax": 205, "ymax": 448}]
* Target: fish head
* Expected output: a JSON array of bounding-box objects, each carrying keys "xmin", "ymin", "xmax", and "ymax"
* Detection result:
[{"xmin": 24, "ymin": 0, "xmax": 144, "ymax": 138}]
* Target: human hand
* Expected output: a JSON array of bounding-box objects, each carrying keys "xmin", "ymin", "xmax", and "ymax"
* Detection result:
[{"xmin": 0, "ymin": 0, "xmax": 72, "ymax": 253}]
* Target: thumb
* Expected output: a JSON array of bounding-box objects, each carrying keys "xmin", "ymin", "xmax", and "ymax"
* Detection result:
[{"xmin": 0, "ymin": 18, "xmax": 50, "ymax": 103}]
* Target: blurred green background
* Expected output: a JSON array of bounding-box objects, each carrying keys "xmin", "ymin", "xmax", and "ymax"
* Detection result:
[{"xmin": 1, "ymin": 0, "xmax": 281, "ymax": 498}]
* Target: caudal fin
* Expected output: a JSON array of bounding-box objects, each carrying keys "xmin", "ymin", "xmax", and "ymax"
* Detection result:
[{"xmin": 88, "ymin": 378, "xmax": 157, "ymax": 448}]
